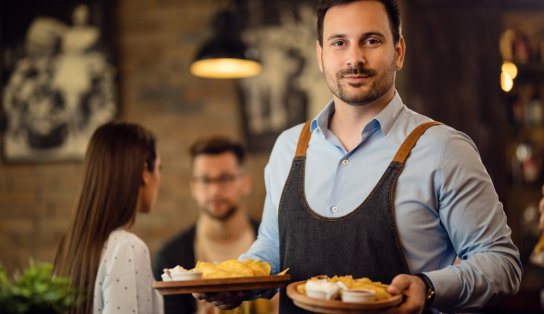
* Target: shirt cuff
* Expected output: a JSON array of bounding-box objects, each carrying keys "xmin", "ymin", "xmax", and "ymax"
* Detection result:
[{"xmin": 423, "ymin": 268, "xmax": 461, "ymax": 310}]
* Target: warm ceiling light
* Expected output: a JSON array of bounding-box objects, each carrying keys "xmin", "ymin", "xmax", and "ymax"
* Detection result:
[
  {"xmin": 501, "ymin": 61, "xmax": 518, "ymax": 80},
  {"xmin": 500, "ymin": 72, "xmax": 514, "ymax": 92},
  {"xmin": 190, "ymin": 9, "xmax": 261, "ymax": 79}
]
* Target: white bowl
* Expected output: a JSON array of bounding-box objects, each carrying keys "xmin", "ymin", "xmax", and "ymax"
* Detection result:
[
  {"xmin": 161, "ymin": 273, "xmax": 172, "ymax": 281},
  {"xmin": 341, "ymin": 289, "xmax": 376, "ymax": 303},
  {"xmin": 305, "ymin": 280, "xmax": 340, "ymax": 300},
  {"xmin": 170, "ymin": 271, "xmax": 203, "ymax": 281}
]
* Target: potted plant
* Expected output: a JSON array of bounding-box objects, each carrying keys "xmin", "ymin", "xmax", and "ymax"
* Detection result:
[{"xmin": 0, "ymin": 260, "xmax": 81, "ymax": 314}]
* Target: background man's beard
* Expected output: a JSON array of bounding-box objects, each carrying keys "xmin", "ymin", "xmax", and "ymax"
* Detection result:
[{"xmin": 203, "ymin": 205, "xmax": 238, "ymax": 222}]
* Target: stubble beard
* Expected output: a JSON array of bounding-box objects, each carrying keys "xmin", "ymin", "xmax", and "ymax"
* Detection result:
[
  {"xmin": 203, "ymin": 204, "xmax": 238, "ymax": 222},
  {"xmin": 327, "ymin": 59, "xmax": 397, "ymax": 107}
]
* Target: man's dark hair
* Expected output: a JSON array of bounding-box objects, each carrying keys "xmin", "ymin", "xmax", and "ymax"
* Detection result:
[
  {"xmin": 189, "ymin": 136, "xmax": 246, "ymax": 165},
  {"xmin": 317, "ymin": 0, "xmax": 401, "ymax": 47}
]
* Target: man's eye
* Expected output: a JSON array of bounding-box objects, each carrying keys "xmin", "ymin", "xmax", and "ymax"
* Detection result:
[
  {"xmin": 331, "ymin": 40, "xmax": 345, "ymax": 47},
  {"xmin": 218, "ymin": 175, "xmax": 236, "ymax": 184},
  {"xmin": 365, "ymin": 38, "xmax": 381, "ymax": 46}
]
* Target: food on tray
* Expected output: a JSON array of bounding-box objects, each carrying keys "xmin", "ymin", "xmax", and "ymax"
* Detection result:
[
  {"xmin": 297, "ymin": 275, "xmax": 393, "ymax": 302},
  {"xmin": 161, "ymin": 265, "xmax": 202, "ymax": 281},
  {"xmin": 304, "ymin": 278, "xmax": 340, "ymax": 300},
  {"xmin": 160, "ymin": 259, "xmax": 284, "ymax": 281},
  {"xmin": 340, "ymin": 288, "xmax": 376, "ymax": 303},
  {"xmin": 195, "ymin": 259, "xmax": 272, "ymax": 278}
]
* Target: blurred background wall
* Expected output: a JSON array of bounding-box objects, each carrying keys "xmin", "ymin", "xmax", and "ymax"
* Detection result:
[
  {"xmin": 1, "ymin": 0, "xmax": 543, "ymax": 307},
  {"xmin": 0, "ymin": 0, "xmax": 274, "ymax": 273}
]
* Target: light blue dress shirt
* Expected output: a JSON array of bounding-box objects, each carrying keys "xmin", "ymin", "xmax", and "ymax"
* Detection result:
[{"xmin": 241, "ymin": 92, "xmax": 521, "ymax": 312}]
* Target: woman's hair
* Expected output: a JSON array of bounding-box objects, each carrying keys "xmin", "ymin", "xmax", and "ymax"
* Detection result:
[{"xmin": 54, "ymin": 121, "xmax": 157, "ymax": 313}]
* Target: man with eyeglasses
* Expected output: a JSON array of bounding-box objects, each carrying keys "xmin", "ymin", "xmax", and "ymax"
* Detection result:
[{"xmin": 153, "ymin": 136, "xmax": 277, "ymax": 314}]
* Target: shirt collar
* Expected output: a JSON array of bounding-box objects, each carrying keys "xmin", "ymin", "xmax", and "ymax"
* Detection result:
[
  {"xmin": 311, "ymin": 99, "xmax": 335, "ymax": 133},
  {"xmin": 311, "ymin": 91, "xmax": 404, "ymax": 136},
  {"xmin": 373, "ymin": 91, "xmax": 404, "ymax": 136}
]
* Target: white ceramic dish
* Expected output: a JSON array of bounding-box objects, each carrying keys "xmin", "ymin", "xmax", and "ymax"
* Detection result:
[
  {"xmin": 162, "ymin": 266, "xmax": 203, "ymax": 282},
  {"xmin": 161, "ymin": 273, "xmax": 172, "ymax": 281},
  {"xmin": 340, "ymin": 289, "xmax": 376, "ymax": 303},
  {"xmin": 305, "ymin": 280, "xmax": 340, "ymax": 300},
  {"xmin": 170, "ymin": 271, "xmax": 203, "ymax": 281}
]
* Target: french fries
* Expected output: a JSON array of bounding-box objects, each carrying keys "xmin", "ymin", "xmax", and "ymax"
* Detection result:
[{"xmin": 194, "ymin": 259, "xmax": 272, "ymax": 278}]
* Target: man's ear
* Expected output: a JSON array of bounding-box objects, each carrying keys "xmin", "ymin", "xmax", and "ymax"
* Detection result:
[
  {"xmin": 395, "ymin": 35, "xmax": 406, "ymax": 70},
  {"xmin": 316, "ymin": 40, "xmax": 324, "ymax": 73}
]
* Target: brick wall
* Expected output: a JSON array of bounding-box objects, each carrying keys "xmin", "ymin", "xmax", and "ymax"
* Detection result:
[{"xmin": 0, "ymin": 0, "xmax": 269, "ymax": 274}]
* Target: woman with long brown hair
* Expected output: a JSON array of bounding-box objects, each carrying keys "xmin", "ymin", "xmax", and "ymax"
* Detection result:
[{"xmin": 54, "ymin": 121, "xmax": 163, "ymax": 313}]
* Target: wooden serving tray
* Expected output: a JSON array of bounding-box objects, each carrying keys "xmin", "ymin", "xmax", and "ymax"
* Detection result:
[
  {"xmin": 152, "ymin": 275, "xmax": 291, "ymax": 295},
  {"xmin": 286, "ymin": 281, "xmax": 403, "ymax": 314}
]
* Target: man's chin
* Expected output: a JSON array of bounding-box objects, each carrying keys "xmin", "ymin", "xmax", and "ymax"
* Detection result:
[
  {"xmin": 204, "ymin": 206, "xmax": 237, "ymax": 222},
  {"xmin": 207, "ymin": 211, "xmax": 227, "ymax": 219}
]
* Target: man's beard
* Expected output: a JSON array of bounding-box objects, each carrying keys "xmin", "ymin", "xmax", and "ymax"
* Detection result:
[
  {"xmin": 327, "ymin": 60, "xmax": 396, "ymax": 106},
  {"xmin": 203, "ymin": 205, "xmax": 238, "ymax": 222}
]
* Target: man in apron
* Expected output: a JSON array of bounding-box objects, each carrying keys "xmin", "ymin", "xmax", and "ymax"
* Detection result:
[{"xmin": 196, "ymin": 1, "xmax": 521, "ymax": 313}]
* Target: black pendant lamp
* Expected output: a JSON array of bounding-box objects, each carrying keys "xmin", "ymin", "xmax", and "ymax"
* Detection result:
[{"xmin": 190, "ymin": 9, "xmax": 261, "ymax": 79}]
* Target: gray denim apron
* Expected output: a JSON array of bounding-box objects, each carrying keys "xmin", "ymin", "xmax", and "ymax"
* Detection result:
[{"xmin": 278, "ymin": 120, "xmax": 441, "ymax": 313}]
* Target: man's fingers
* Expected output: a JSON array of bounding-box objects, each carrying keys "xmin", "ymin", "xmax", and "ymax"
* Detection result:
[
  {"xmin": 193, "ymin": 291, "xmax": 246, "ymax": 310},
  {"xmin": 215, "ymin": 301, "xmax": 243, "ymax": 310},
  {"xmin": 385, "ymin": 274, "xmax": 426, "ymax": 314},
  {"xmin": 387, "ymin": 274, "xmax": 412, "ymax": 295}
]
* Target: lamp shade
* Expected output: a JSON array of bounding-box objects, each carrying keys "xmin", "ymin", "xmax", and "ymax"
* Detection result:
[
  {"xmin": 190, "ymin": 38, "xmax": 261, "ymax": 79},
  {"xmin": 190, "ymin": 9, "xmax": 262, "ymax": 79}
]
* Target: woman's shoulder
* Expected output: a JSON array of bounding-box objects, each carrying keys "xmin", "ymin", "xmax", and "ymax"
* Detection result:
[
  {"xmin": 108, "ymin": 229, "xmax": 144, "ymax": 243},
  {"xmin": 104, "ymin": 229, "xmax": 149, "ymax": 256}
]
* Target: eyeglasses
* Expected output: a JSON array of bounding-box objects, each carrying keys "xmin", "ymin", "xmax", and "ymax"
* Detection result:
[{"xmin": 192, "ymin": 173, "xmax": 240, "ymax": 187}]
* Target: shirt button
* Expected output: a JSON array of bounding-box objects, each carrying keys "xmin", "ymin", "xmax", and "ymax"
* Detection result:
[
  {"xmin": 331, "ymin": 206, "xmax": 339, "ymax": 213},
  {"xmin": 342, "ymin": 159, "xmax": 349, "ymax": 166}
]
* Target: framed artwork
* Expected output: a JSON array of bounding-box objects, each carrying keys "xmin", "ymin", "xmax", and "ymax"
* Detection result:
[
  {"xmin": 236, "ymin": 0, "xmax": 331, "ymax": 152},
  {"xmin": 0, "ymin": 0, "xmax": 117, "ymax": 162}
]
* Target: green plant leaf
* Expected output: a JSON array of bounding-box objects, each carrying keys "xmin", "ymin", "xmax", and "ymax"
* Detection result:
[{"xmin": 0, "ymin": 260, "xmax": 83, "ymax": 314}]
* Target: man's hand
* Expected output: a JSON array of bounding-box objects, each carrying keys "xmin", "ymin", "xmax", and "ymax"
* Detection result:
[
  {"xmin": 193, "ymin": 291, "xmax": 248, "ymax": 310},
  {"xmin": 383, "ymin": 274, "xmax": 427, "ymax": 314},
  {"xmin": 193, "ymin": 288, "xmax": 276, "ymax": 310}
]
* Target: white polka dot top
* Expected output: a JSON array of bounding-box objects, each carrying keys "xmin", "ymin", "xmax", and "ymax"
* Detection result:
[{"xmin": 93, "ymin": 229, "xmax": 163, "ymax": 314}]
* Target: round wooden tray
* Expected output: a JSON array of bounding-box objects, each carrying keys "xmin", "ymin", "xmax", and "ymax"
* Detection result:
[
  {"xmin": 286, "ymin": 281, "xmax": 403, "ymax": 314},
  {"xmin": 152, "ymin": 275, "xmax": 291, "ymax": 295}
]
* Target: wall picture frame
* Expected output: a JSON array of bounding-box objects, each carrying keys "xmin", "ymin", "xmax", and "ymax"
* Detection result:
[
  {"xmin": 235, "ymin": 0, "xmax": 331, "ymax": 152},
  {"xmin": 0, "ymin": 0, "xmax": 118, "ymax": 162}
]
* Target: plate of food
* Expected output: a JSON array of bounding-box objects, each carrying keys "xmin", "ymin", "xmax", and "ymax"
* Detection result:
[
  {"xmin": 153, "ymin": 259, "xmax": 291, "ymax": 295},
  {"xmin": 286, "ymin": 275, "xmax": 403, "ymax": 314}
]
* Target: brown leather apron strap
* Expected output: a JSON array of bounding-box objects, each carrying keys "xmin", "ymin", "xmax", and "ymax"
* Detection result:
[
  {"xmin": 392, "ymin": 121, "xmax": 443, "ymax": 164},
  {"xmin": 295, "ymin": 120, "xmax": 313, "ymax": 158},
  {"xmin": 295, "ymin": 120, "xmax": 442, "ymax": 161}
]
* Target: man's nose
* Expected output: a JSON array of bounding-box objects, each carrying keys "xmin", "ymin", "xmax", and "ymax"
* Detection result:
[{"xmin": 347, "ymin": 46, "xmax": 366, "ymax": 67}]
